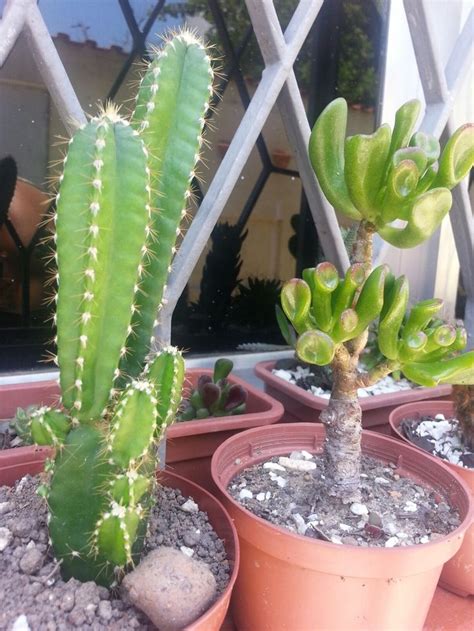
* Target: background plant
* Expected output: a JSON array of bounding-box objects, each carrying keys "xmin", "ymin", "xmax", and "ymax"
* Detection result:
[
  {"xmin": 179, "ymin": 357, "xmax": 247, "ymax": 420},
  {"xmin": 22, "ymin": 30, "xmax": 213, "ymax": 587},
  {"xmin": 279, "ymin": 98, "xmax": 474, "ymax": 501}
]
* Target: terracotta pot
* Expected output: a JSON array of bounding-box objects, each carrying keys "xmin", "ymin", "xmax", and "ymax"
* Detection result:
[
  {"xmin": 0, "ymin": 379, "xmax": 58, "ymax": 470},
  {"xmin": 0, "ymin": 373, "xmax": 283, "ymax": 494},
  {"xmin": 255, "ymin": 360, "xmax": 452, "ymax": 434},
  {"xmin": 389, "ymin": 400, "xmax": 474, "ymax": 597},
  {"xmin": 166, "ymin": 369, "xmax": 283, "ymax": 492},
  {"xmin": 0, "ymin": 455, "xmax": 239, "ymax": 631},
  {"xmin": 211, "ymin": 423, "xmax": 472, "ymax": 631}
]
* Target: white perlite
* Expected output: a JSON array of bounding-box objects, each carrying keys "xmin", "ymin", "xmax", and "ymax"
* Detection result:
[
  {"xmin": 11, "ymin": 616, "xmax": 30, "ymax": 631},
  {"xmin": 385, "ymin": 536, "xmax": 399, "ymax": 548},
  {"xmin": 263, "ymin": 462, "xmax": 286, "ymax": 472},
  {"xmin": 415, "ymin": 414, "xmax": 472, "ymax": 468},
  {"xmin": 273, "ymin": 366, "xmax": 413, "ymax": 399},
  {"xmin": 350, "ymin": 503, "xmax": 369, "ymax": 516},
  {"xmin": 180, "ymin": 546, "xmax": 194, "ymax": 558},
  {"xmin": 403, "ymin": 501, "xmax": 417, "ymax": 512},
  {"xmin": 180, "ymin": 499, "xmax": 199, "ymax": 513},
  {"xmin": 0, "ymin": 527, "xmax": 12, "ymax": 552},
  {"xmin": 239, "ymin": 489, "xmax": 253, "ymax": 500},
  {"xmin": 278, "ymin": 457, "xmax": 316, "ymax": 472}
]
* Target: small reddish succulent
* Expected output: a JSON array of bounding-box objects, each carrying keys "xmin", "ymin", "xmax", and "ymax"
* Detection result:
[{"xmin": 179, "ymin": 358, "xmax": 248, "ymax": 421}]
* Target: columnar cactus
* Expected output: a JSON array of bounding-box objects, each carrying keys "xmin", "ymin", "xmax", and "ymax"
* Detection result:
[
  {"xmin": 279, "ymin": 99, "xmax": 474, "ymax": 501},
  {"xmin": 25, "ymin": 31, "xmax": 213, "ymax": 587}
]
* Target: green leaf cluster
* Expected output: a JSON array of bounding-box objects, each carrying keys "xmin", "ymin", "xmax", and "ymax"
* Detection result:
[{"xmin": 309, "ymin": 98, "xmax": 474, "ymax": 248}]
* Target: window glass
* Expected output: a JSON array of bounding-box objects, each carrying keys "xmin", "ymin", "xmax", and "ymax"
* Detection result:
[{"xmin": 0, "ymin": 0, "xmax": 388, "ymax": 372}]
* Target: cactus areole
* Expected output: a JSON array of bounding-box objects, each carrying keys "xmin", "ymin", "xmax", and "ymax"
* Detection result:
[
  {"xmin": 22, "ymin": 30, "xmax": 214, "ymax": 587},
  {"xmin": 279, "ymin": 98, "xmax": 474, "ymax": 502}
]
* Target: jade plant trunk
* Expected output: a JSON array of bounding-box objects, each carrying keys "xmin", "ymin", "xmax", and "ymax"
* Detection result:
[
  {"xmin": 279, "ymin": 98, "xmax": 474, "ymax": 502},
  {"xmin": 20, "ymin": 31, "xmax": 214, "ymax": 587}
]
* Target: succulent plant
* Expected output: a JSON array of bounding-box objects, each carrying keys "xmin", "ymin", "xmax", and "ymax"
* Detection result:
[
  {"xmin": 179, "ymin": 358, "xmax": 247, "ymax": 421},
  {"xmin": 279, "ymin": 98, "xmax": 474, "ymax": 501},
  {"xmin": 21, "ymin": 30, "xmax": 214, "ymax": 587}
]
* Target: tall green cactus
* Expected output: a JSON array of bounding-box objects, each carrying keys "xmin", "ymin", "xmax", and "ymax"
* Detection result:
[{"xmin": 24, "ymin": 30, "xmax": 212, "ymax": 587}]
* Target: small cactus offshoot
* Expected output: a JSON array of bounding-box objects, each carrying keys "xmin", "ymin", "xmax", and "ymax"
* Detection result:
[
  {"xmin": 179, "ymin": 358, "xmax": 248, "ymax": 421},
  {"xmin": 21, "ymin": 30, "xmax": 214, "ymax": 587}
]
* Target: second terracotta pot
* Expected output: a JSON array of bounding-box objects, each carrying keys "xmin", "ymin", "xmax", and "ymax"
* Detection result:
[
  {"xmin": 211, "ymin": 423, "xmax": 472, "ymax": 631},
  {"xmin": 255, "ymin": 360, "xmax": 452, "ymax": 434},
  {"xmin": 389, "ymin": 400, "xmax": 474, "ymax": 597}
]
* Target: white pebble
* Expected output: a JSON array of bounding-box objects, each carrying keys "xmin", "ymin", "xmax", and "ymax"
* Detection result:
[
  {"xmin": 256, "ymin": 492, "xmax": 266, "ymax": 501},
  {"xmin": 0, "ymin": 527, "xmax": 12, "ymax": 552},
  {"xmin": 385, "ymin": 536, "xmax": 399, "ymax": 548},
  {"xmin": 375, "ymin": 477, "xmax": 391, "ymax": 485},
  {"xmin": 386, "ymin": 523, "xmax": 397, "ymax": 535},
  {"xmin": 403, "ymin": 501, "xmax": 417, "ymax": 512},
  {"xmin": 278, "ymin": 457, "xmax": 316, "ymax": 472},
  {"xmin": 435, "ymin": 414, "xmax": 445, "ymax": 420},
  {"xmin": 0, "ymin": 502, "xmax": 11, "ymax": 515},
  {"xmin": 263, "ymin": 462, "xmax": 286, "ymax": 471},
  {"xmin": 11, "ymin": 616, "xmax": 30, "ymax": 631},
  {"xmin": 275, "ymin": 476, "xmax": 287, "ymax": 488},
  {"xmin": 265, "ymin": 491, "xmax": 271, "ymax": 500},
  {"xmin": 331, "ymin": 536, "xmax": 343, "ymax": 544},
  {"xmin": 239, "ymin": 489, "xmax": 253, "ymax": 500},
  {"xmin": 180, "ymin": 546, "xmax": 194, "ymax": 558},
  {"xmin": 350, "ymin": 502, "xmax": 368, "ymax": 516},
  {"xmin": 292, "ymin": 513, "xmax": 307, "ymax": 535},
  {"xmin": 180, "ymin": 499, "xmax": 199, "ymax": 513},
  {"xmin": 339, "ymin": 523, "xmax": 352, "ymax": 532},
  {"xmin": 419, "ymin": 535, "xmax": 430, "ymax": 544}
]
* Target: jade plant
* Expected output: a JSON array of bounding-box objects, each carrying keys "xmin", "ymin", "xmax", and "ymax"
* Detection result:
[
  {"xmin": 179, "ymin": 358, "xmax": 247, "ymax": 420},
  {"xmin": 278, "ymin": 98, "xmax": 474, "ymax": 502},
  {"xmin": 20, "ymin": 31, "xmax": 214, "ymax": 587}
]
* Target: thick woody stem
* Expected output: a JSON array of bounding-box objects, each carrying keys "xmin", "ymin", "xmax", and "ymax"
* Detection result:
[
  {"xmin": 356, "ymin": 359, "xmax": 399, "ymax": 389},
  {"xmin": 351, "ymin": 220, "xmax": 375, "ymax": 268},
  {"xmin": 320, "ymin": 346, "xmax": 362, "ymax": 502}
]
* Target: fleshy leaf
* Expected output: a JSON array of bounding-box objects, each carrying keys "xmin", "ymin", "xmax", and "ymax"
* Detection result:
[{"xmin": 296, "ymin": 330, "xmax": 336, "ymax": 366}]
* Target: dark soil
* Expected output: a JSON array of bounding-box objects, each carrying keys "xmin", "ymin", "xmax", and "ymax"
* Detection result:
[
  {"xmin": 229, "ymin": 450, "xmax": 461, "ymax": 548},
  {"xmin": 401, "ymin": 415, "xmax": 474, "ymax": 469},
  {"xmin": 0, "ymin": 475, "xmax": 230, "ymax": 630}
]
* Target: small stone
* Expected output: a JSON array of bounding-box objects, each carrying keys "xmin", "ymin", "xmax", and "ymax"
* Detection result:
[
  {"xmin": 339, "ymin": 523, "xmax": 352, "ymax": 532},
  {"xmin": 368, "ymin": 511, "xmax": 383, "ymax": 527},
  {"xmin": 275, "ymin": 476, "xmax": 287, "ymax": 488},
  {"xmin": 364, "ymin": 523, "xmax": 383, "ymax": 539},
  {"xmin": 374, "ymin": 477, "xmax": 390, "ymax": 485},
  {"xmin": 0, "ymin": 501, "xmax": 12, "ymax": 515},
  {"xmin": 75, "ymin": 581, "xmax": 101, "ymax": 607},
  {"xmin": 60, "ymin": 592, "xmax": 75, "ymax": 612},
  {"xmin": 11, "ymin": 517, "xmax": 37, "ymax": 538},
  {"xmin": 386, "ymin": 523, "xmax": 397, "ymax": 535},
  {"xmin": 180, "ymin": 545, "xmax": 194, "ymax": 557},
  {"xmin": 239, "ymin": 489, "xmax": 253, "ymax": 500},
  {"xmin": 263, "ymin": 462, "xmax": 286, "ymax": 471},
  {"xmin": 350, "ymin": 503, "xmax": 368, "ymax": 516},
  {"xmin": 385, "ymin": 536, "xmax": 399, "ymax": 548},
  {"xmin": 419, "ymin": 535, "xmax": 430, "ymax": 544},
  {"xmin": 389, "ymin": 491, "xmax": 401, "ymax": 499},
  {"xmin": 291, "ymin": 513, "xmax": 307, "ymax": 535},
  {"xmin": 183, "ymin": 530, "xmax": 201, "ymax": 547},
  {"xmin": 11, "ymin": 615, "xmax": 30, "ymax": 631},
  {"xmin": 19, "ymin": 548, "xmax": 44, "ymax": 575},
  {"xmin": 121, "ymin": 547, "xmax": 217, "ymax": 631},
  {"xmin": 98, "ymin": 600, "xmax": 113, "ymax": 621},
  {"xmin": 265, "ymin": 491, "xmax": 271, "ymax": 500},
  {"xmin": 331, "ymin": 536, "xmax": 343, "ymax": 544},
  {"xmin": 403, "ymin": 501, "xmax": 417, "ymax": 512},
  {"xmin": 68, "ymin": 608, "xmax": 86, "ymax": 626},
  {"xmin": 256, "ymin": 492, "xmax": 266, "ymax": 501},
  {"xmin": 0, "ymin": 526, "xmax": 13, "ymax": 551},
  {"xmin": 180, "ymin": 499, "xmax": 199, "ymax": 513},
  {"xmin": 342, "ymin": 536, "xmax": 359, "ymax": 545},
  {"xmin": 278, "ymin": 457, "xmax": 316, "ymax": 472}
]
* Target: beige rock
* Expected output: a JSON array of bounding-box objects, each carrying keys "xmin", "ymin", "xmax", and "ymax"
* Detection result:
[{"xmin": 121, "ymin": 546, "xmax": 216, "ymax": 631}]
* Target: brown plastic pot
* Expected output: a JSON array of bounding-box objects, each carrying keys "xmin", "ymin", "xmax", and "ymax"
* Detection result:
[
  {"xmin": 389, "ymin": 400, "xmax": 474, "ymax": 597},
  {"xmin": 211, "ymin": 423, "xmax": 472, "ymax": 631},
  {"xmin": 255, "ymin": 360, "xmax": 452, "ymax": 434},
  {"xmin": 166, "ymin": 369, "xmax": 283, "ymax": 492},
  {"xmin": 0, "ymin": 453, "xmax": 239, "ymax": 631}
]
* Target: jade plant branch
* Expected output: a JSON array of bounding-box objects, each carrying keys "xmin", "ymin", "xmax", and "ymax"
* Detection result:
[{"xmin": 279, "ymin": 98, "xmax": 474, "ymax": 502}]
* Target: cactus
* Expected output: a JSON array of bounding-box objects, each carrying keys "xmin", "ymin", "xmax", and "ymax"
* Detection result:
[
  {"xmin": 22, "ymin": 30, "xmax": 213, "ymax": 587},
  {"xmin": 178, "ymin": 358, "xmax": 248, "ymax": 421},
  {"xmin": 278, "ymin": 98, "xmax": 474, "ymax": 501}
]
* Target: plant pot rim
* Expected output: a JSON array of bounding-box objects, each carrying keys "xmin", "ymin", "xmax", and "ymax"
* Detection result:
[
  {"xmin": 168, "ymin": 368, "xmax": 283, "ymax": 438},
  {"xmin": 211, "ymin": 422, "xmax": 473, "ymax": 556},
  {"xmin": 389, "ymin": 400, "xmax": 472, "ymax": 478},
  {"xmin": 255, "ymin": 360, "xmax": 452, "ymax": 412}
]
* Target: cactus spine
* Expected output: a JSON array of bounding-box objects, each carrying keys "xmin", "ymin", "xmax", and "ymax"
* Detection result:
[{"xmin": 28, "ymin": 31, "xmax": 212, "ymax": 587}]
